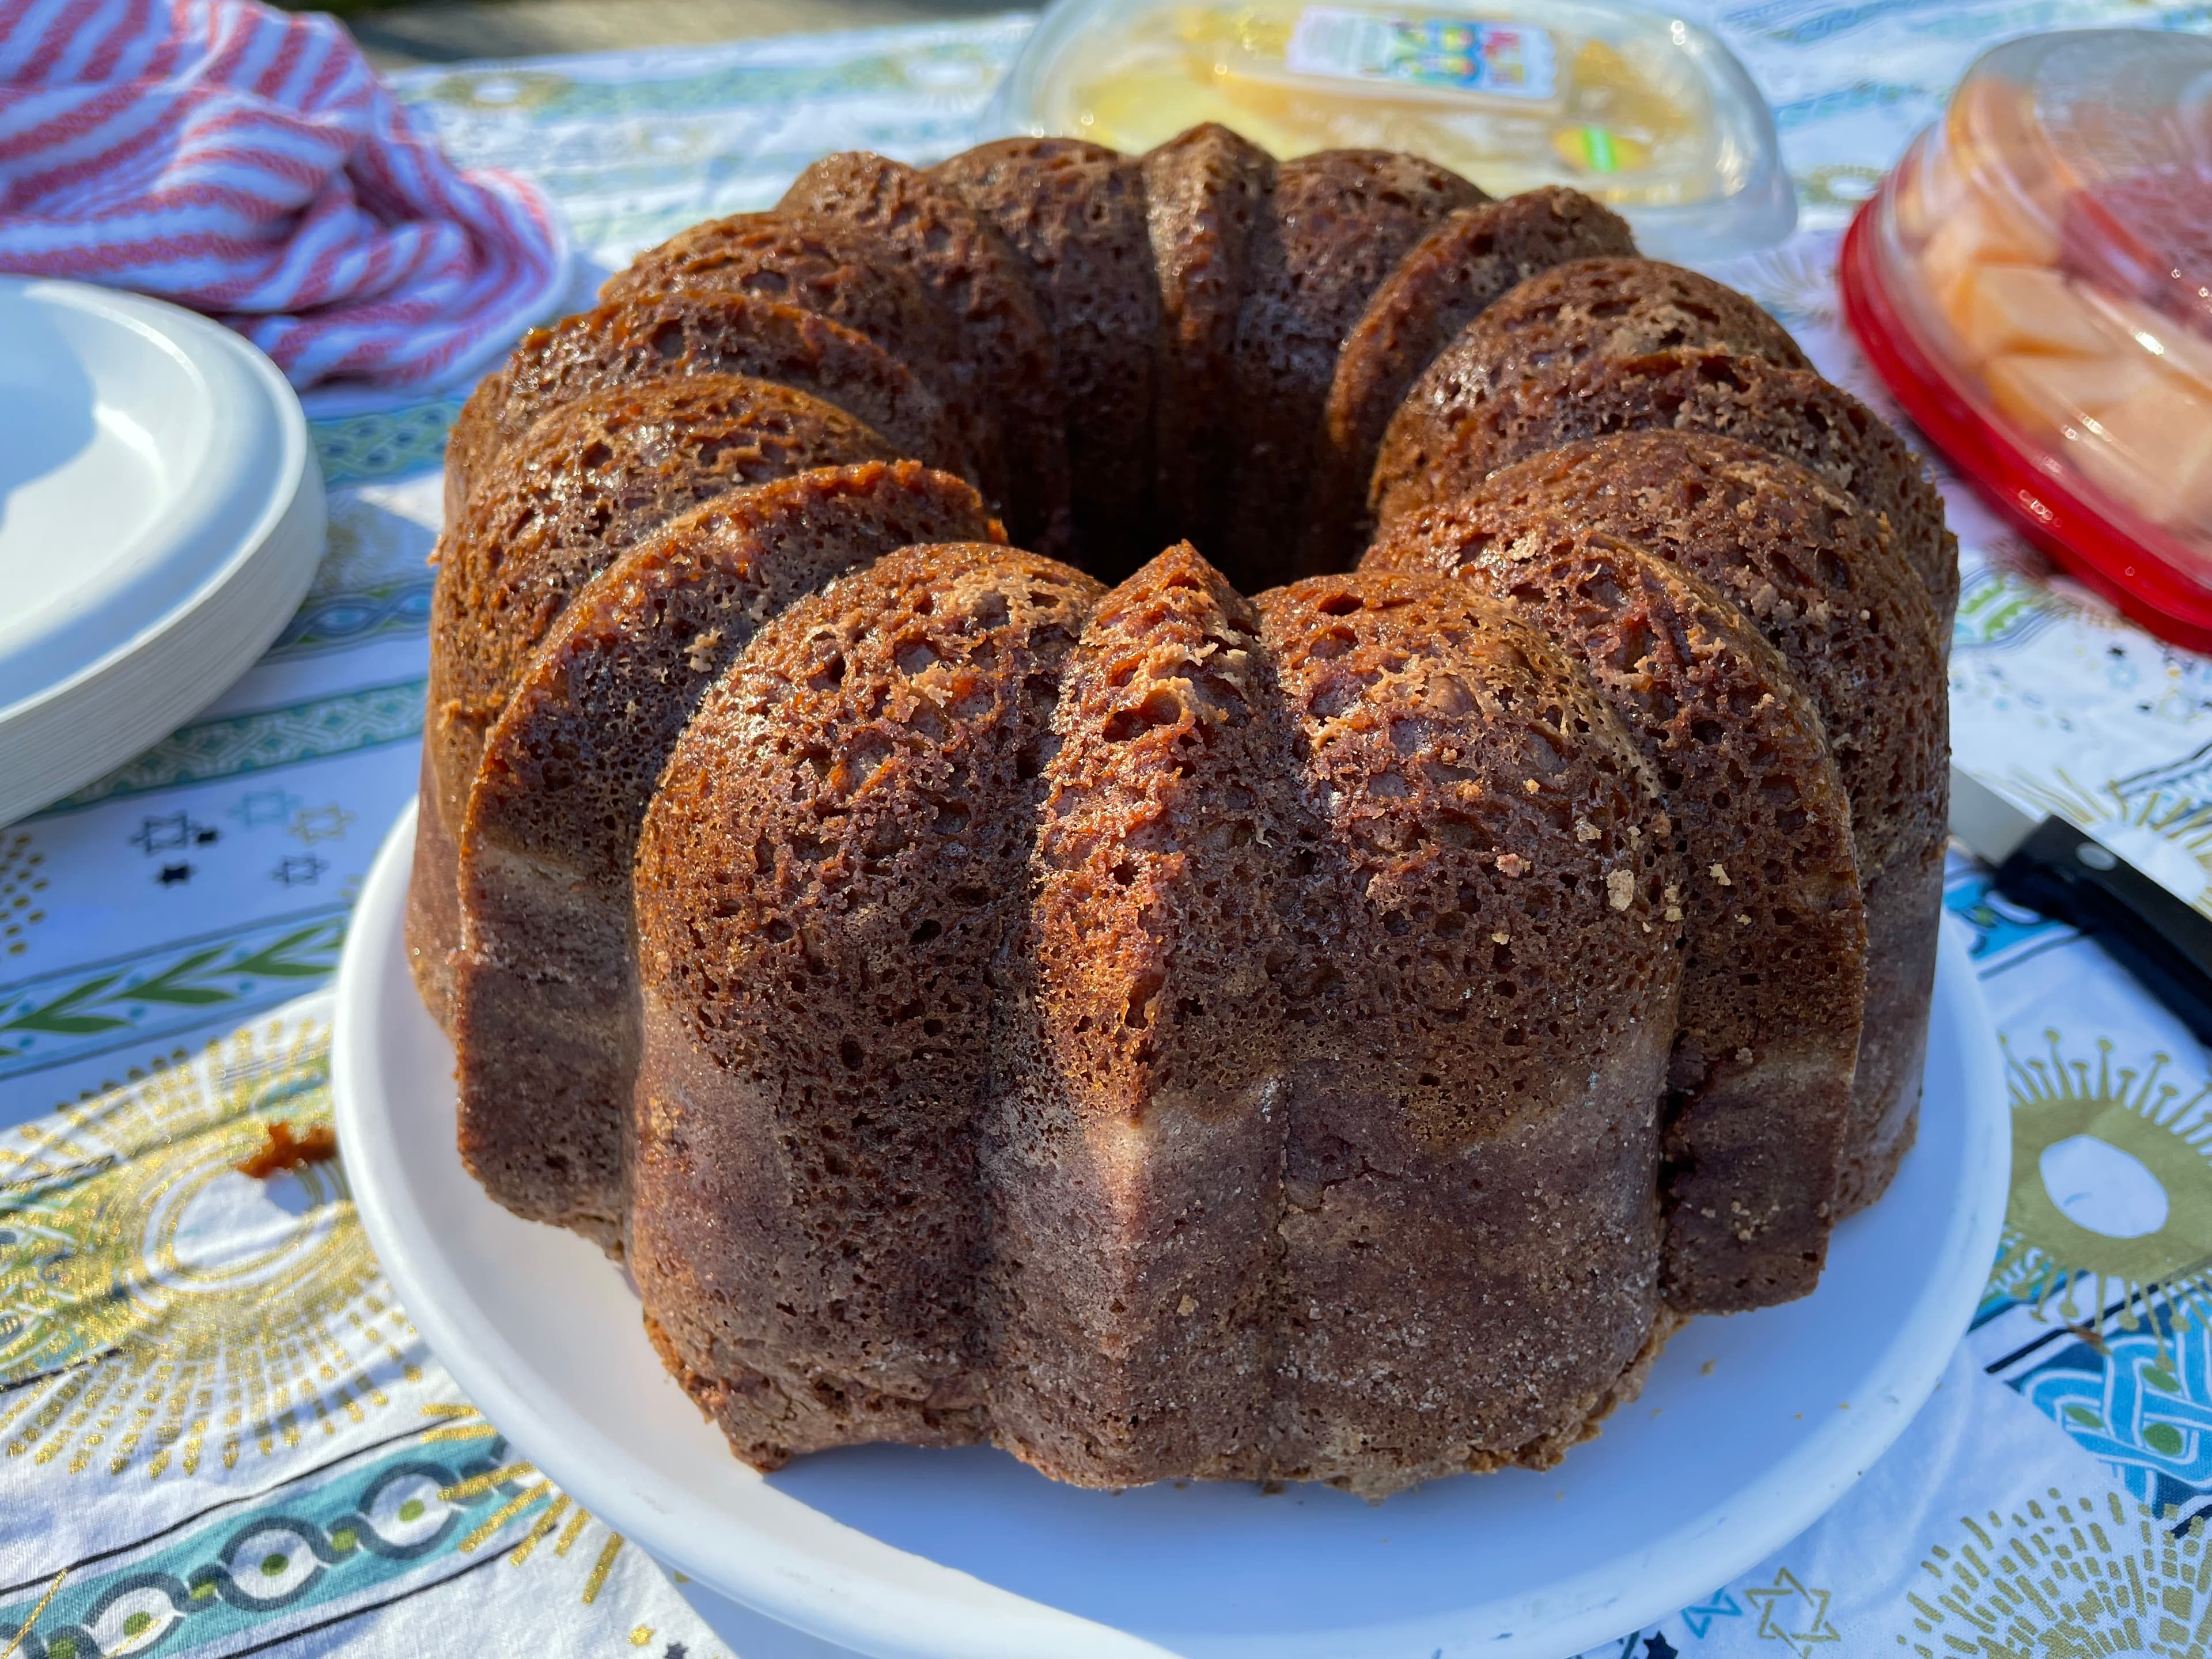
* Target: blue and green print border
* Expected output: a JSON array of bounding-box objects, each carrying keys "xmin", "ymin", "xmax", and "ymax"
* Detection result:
[
  {"xmin": 0, "ymin": 912, "xmax": 348, "ymax": 1078},
  {"xmin": 0, "ymin": 1425, "xmax": 562, "ymax": 1659}
]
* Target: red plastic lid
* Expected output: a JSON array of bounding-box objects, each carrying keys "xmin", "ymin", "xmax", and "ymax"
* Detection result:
[{"xmin": 1838, "ymin": 28, "xmax": 2212, "ymax": 650}]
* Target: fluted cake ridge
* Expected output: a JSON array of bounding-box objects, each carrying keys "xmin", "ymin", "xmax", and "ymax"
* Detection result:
[{"xmin": 410, "ymin": 126, "xmax": 1949, "ymax": 1497}]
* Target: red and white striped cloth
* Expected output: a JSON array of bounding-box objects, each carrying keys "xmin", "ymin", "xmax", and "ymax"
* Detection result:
[{"xmin": 0, "ymin": 0, "xmax": 567, "ymax": 391}]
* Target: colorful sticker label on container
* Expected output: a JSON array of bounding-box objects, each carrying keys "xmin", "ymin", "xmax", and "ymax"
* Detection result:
[{"xmin": 1285, "ymin": 7, "xmax": 1559, "ymax": 100}]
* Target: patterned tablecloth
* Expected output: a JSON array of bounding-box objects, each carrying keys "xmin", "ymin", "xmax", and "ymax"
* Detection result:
[{"xmin": 9, "ymin": 3, "xmax": 2212, "ymax": 1654}]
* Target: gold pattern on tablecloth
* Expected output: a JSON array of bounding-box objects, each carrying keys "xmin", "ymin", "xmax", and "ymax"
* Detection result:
[
  {"xmin": 0, "ymin": 1017, "xmax": 415, "ymax": 1479},
  {"xmin": 422, "ymin": 1402, "xmax": 629, "ymax": 1592},
  {"xmin": 0, "ymin": 832, "xmax": 48, "ymax": 961},
  {"xmin": 1741, "ymin": 1567, "xmax": 1840, "ymax": 1654},
  {"xmin": 1988, "ymin": 1033, "xmax": 2212, "ymax": 1357},
  {"xmin": 1895, "ymin": 1491, "xmax": 2212, "ymax": 1656}
]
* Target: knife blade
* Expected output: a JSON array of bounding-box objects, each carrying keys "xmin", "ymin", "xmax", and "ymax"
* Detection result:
[{"xmin": 1950, "ymin": 765, "xmax": 2212, "ymax": 1045}]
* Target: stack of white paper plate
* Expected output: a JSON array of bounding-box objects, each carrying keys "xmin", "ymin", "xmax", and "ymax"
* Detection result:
[{"xmin": 0, "ymin": 278, "xmax": 324, "ymax": 824}]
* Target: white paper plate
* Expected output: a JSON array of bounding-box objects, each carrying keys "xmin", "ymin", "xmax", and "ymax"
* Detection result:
[
  {"xmin": 335, "ymin": 800, "xmax": 2009, "ymax": 1659},
  {"xmin": 0, "ymin": 278, "xmax": 323, "ymax": 825}
]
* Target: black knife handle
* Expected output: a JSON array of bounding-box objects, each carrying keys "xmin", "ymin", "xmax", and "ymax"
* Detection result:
[{"xmin": 1994, "ymin": 816, "xmax": 2212, "ymax": 1047}]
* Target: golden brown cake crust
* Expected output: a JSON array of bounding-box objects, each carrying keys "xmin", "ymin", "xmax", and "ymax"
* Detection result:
[
  {"xmin": 1319, "ymin": 189, "xmax": 1637, "ymax": 551},
  {"xmin": 600, "ymin": 211, "xmax": 994, "ymax": 504},
  {"xmin": 1393, "ymin": 430, "xmax": 1949, "ymax": 1215},
  {"xmin": 1409, "ymin": 432, "xmax": 1947, "ymax": 878},
  {"xmin": 1256, "ymin": 569, "xmax": 1683, "ymax": 1493},
  {"xmin": 625, "ymin": 544, "xmax": 1688, "ymax": 1494},
  {"xmin": 1228, "ymin": 150, "xmax": 1484, "ymax": 584},
  {"xmin": 1373, "ymin": 342, "xmax": 1957, "ymax": 623},
  {"xmin": 779, "ymin": 153, "xmax": 1069, "ymax": 551},
  {"xmin": 442, "ymin": 287, "xmax": 970, "ymax": 520},
  {"xmin": 414, "ymin": 376, "xmax": 896, "ymax": 1026},
  {"xmin": 1142, "ymin": 124, "xmax": 1275, "ymax": 570},
  {"xmin": 1467, "ymin": 256, "xmax": 1812, "ymax": 375},
  {"xmin": 1363, "ymin": 516, "xmax": 1865, "ymax": 1310},
  {"xmin": 631, "ymin": 543, "xmax": 1104, "ymax": 1466},
  {"xmin": 416, "ymin": 125, "xmax": 1955, "ymax": 1499},
  {"xmin": 931, "ymin": 138, "xmax": 1161, "ymax": 579},
  {"xmin": 403, "ymin": 745, "xmax": 462, "ymax": 1018},
  {"xmin": 1363, "ymin": 257, "xmax": 1815, "ymax": 549},
  {"xmin": 451, "ymin": 463, "xmax": 999, "ymax": 1248},
  {"xmin": 986, "ymin": 543, "xmax": 1304, "ymax": 1486},
  {"xmin": 429, "ymin": 376, "xmax": 897, "ymax": 844},
  {"xmin": 604, "ymin": 211, "xmax": 961, "ymax": 368}
]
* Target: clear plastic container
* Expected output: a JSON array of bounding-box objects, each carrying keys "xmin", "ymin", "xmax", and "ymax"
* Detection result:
[
  {"xmin": 1840, "ymin": 29, "xmax": 2212, "ymax": 648},
  {"xmin": 991, "ymin": 0, "xmax": 1794, "ymax": 260}
]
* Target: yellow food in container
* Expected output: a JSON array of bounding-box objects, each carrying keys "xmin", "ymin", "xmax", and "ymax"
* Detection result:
[{"xmin": 991, "ymin": 0, "xmax": 1795, "ymax": 259}]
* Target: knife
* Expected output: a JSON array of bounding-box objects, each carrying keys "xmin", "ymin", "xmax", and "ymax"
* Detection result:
[{"xmin": 1950, "ymin": 765, "xmax": 2212, "ymax": 1044}]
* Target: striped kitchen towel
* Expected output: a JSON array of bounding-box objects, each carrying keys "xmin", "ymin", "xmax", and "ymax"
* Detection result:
[{"xmin": 0, "ymin": 0, "xmax": 567, "ymax": 391}]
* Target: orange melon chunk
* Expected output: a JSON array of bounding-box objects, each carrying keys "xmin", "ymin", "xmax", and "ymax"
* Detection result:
[
  {"xmin": 2068, "ymin": 374, "xmax": 2212, "ymax": 528},
  {"xmin": 1919, "ymin": 185, "xmax": 2061, "ymax": 298},
  {"xmin": 1983, "ymin": 351, "xmax": 2154, "ymax": 435},
  {"xmin": 1942, "ymin": 264, "xmax": 2112, "ymax": 362},
  {"xmin": 2081, "ymin": 290, "xmax": 2212, "ymax": 389}
]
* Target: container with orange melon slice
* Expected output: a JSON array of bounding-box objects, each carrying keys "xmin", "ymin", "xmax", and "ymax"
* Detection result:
[{"xmin": 1840, "ymin": 28, "xmax": 2212, "ymax": 647}]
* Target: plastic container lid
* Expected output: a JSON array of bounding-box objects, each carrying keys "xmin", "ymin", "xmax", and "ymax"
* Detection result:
[
  {"xmin": 991, "ymin": 0, "xmax": 1794, "ymax": 260},
  {"xmin": 1839, "ymin": 28, "xmax": 2212, "ymax": 649}
]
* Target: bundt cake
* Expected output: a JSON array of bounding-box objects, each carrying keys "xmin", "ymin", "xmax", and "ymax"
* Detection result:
[{"xmin": 413, "ymin": 125, "xmax": 1951, "ymax": 1498}]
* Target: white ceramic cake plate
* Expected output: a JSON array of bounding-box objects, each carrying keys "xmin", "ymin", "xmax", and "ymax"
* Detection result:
[
  {"xmin": 0, "ymin": 278, "xmax": 324, "ymax": 825},
  {"xmin": 335, "ymin": 801, "xmax": 2010, "ymax": 1659}
]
